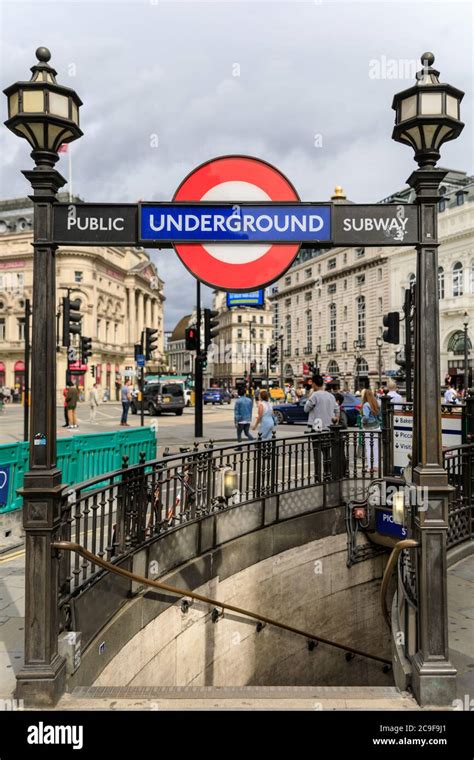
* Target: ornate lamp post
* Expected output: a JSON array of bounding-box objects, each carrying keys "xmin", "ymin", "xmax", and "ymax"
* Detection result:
[
  {"xmin": 463, "ymin": 312, "xmax": 470, "ymax": 394},
  {"xmin": 392, "ymin": 52, "xmax": 464, "ymax": 706},
  {"xmin": 4, "ymin": 47, "xmax": 83, "ymax": 705}
]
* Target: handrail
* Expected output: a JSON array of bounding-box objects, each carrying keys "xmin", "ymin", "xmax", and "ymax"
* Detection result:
[
  {"xmin": 381, "ymin": 539, "xmax": 419, "ymax": 628},
  {"xmin": 53, "ymin": 541, "xmax": 391, "ymax": 667}
]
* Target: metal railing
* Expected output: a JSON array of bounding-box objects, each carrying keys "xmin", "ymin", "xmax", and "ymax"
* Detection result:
[
  {"xmin": 57, "ymin": 430, "xmax": 382, "ymax": 625},
  {"xmin": 444, "ymin": 443, "xmax": 474, "ymax": 547}
]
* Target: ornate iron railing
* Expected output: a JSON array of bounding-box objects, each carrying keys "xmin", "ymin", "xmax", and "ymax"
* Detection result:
[
  {"xmin": 444, "ymin": 443, "xmax": 474, "ymax": 547},
  {"xmin": 57, "ymin": 430, "xmax": 382, "ymax": 626}
]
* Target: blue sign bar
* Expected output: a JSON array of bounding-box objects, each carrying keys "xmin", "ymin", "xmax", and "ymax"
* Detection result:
[
  {"xmin": 375, "ymin": 508, "xmax": 407, "ymax": 540},
  {"xmin": 227, "ymin": 291, "xmax": 264, "ymax": 308},
  {"xmin": 139, "ymin": 203, "xmax": 331, "ymax": 243}
]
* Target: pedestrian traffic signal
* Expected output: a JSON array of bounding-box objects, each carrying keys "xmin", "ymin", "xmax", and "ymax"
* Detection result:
[
  {"xmin": 134, "ymin": 342, "xmax": 143, "ymax": 361},
  {"xmin": 198, "ymin": 350, "xmax": 208, "ymax": 371},
  {"xmin": 62, "ymin": 295, "xmax": 82, "ymax": 346},
  {"xmin": 382, "ymin": 312, "xmax": 400, "ymax": 344},
  {"xmin": 145, "ymin": 327, "xmax": 158, "ymax": 360},
  {"xmin": 269, "ymin": 343, "xmax": 279, "ymax": 368},
  {"xmin": 90, "ymin": 365, "xmax": 95, "ymax": 377},
  {"xmin": 80, "ymin": 336, "xmax": 92, "ymax": 364},
  {"xmin": 204, "ymin": 309, "xmax": 219, "ymax": 349},
  {"xmin": 185, "ymin": 325, "xmax": 199, "ymax": 351}
]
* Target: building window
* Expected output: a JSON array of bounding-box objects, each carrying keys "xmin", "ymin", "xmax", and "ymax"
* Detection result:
[
  {"xmin": 456, "ymin": 191, "xmax": 465, "ymax": 206},
  {"xmin": 237, "ymin": 315, "xmax": 242, "ymax": 323},
  {"xmin": 355, "ymin": 248, "xmax": 365, "ymax": 258},
  {"xmin": 305, "ymin": 291, "xmax": 312, "ymax": 301},
  {"xmin": 356, "ymin": 295, "xmax": 366, "ymax": 346},
  {"xmin": 305, "ymin": 268, "xmax": 312, "ymax": 279},
  {"xmin": 296, "ymin": 273, "xmax": 299, "ymax": 282},
  {"xmin": 438, "ymin": 197, "xmax": 446, "ymax": 212},
  {"xmin": 0, "ymin": 318, "xmax": 5, "ymax": 341},
  {"xmin": 306, "ymin": 310, "xmax": 312, "ymax": 352},
  {"xmin": 74, "ymin": 271, "xmax": 83, "ymax": 283},
  {"xmin": 285, "ymin": 276, "xmax": 292, "ymax": 286},
  {"xmin": 18, "ymin": 318, "xmax": 25, "ymax": 341},
  {"xmin": 344, "ymin": 305, "xmax": 348, "ymax": 320},
  {"xmin": 378, "ymin": 268, "xmax": 383, "ymax": 281},
  {"xmin": 438, "ymin": 266, "xmax": 445, "ymax": 299},
  {"xmin": 105, "ymin": 321, "xmax": 110, "ymax": 341},
  {"xmin": 237, "ymin": 329, "xmax": 242, "ymax": 339},
  {"xmin": 285, "ymin": 314, "xmax": 292, "ymax": 356},
  {"xmin": 114, "ymin": 323, "xmax": 118, "ymax": 344},
  {"xmin": 285, "ymin": 298, "xmax": 291, "ymax": 307},
  {"xmin": 343, "ymin": 279, "xmax": 347, "ymax": 290},
  {"xmin": 328, "ymin": 258, "xmax": 336, "ymax": 270},
  {"xmin": 452, "ymin": 261, "xmax": 463, "ymax": 297},
  {"xmin": 329, "ymin": 303, "xmax": 337, "ymax": 350},
  {"xmin": 343, "ymin": 253, "xmax": 347, "ymax": 264},
  {"xmin": 296, "ymin": 295, "xmax": 299, "ymax": 304},
  {"xmin": 470, "ymin": 260, "xmax": 474, "ymax": 294},
  {"xmin": 328, "ymin": 283, "xmax": 336, "ymax": 295},
  {"xmin": 259, "ymin": 329, "xmax": 264, "ymax": 339},
  {"xmin": 378, "ymin": 297, "xmax": 383, "ymax": 312},
  {"xmin": 318, "ymin": 264, "xmax": 321, "ymax": 273},
  {"xmin": 356, "ymin": 274, "xmax": 365, "ymax": 286},
  {"xmin": 259, "ymin": 316, "xmax": 263, "ymax": 324}
]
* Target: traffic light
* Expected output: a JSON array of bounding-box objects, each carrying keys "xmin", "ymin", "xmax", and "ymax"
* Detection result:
[
  {"xmin": 80, "ymin": 336, "xmax": 92, "ymax": 364},
  {"xmin": 62, "ymin": 295, "xmax": 82, "ymax": 346},
  {"xmin": 204, "ymin": 309, "xmax": 219, "ymax": 349},
  {"xmin": 90, "ymin": 365, "xmax": 95, "ymax": 377},
  {"xmin": 382, "ymin": 312, "xmax": 400, "ymax": 344},
  {"xmin": 198, "ymin": 350, "xmax": 208, "ymax": 371},
  {"xmin": 269, "ymin": 343, "xmax": 279, "ymax": 368},
  {"xmin": 395, "ymin": 348, "xmax": 406, "ymax": 368},
  {"xmin": 307, "ymin": 361, "xmax": 315, "ymax": 374},
  {"xmin": 134, "ymin": 342, "xmax": 143, "ymax": 361},
  {"xmin": 185, "ymin": 325, "xmax": 199, "ymax": 351},
  {"xmin": 250, "ymin": 360, "xmax": 257, "ymax": 373},
  {"xmin": 145, "ymin": 327, "xmax": 158, "ymax": 360}
]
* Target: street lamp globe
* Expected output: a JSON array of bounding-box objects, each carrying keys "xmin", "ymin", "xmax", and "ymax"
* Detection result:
[
  {"xmin": 391, "ymin": 52, "xmax": 464, "ymax": 168},
  {"xmin": 463, "ymin": 311, "xmax": 469, "ymax": 329},
  {"xmin": 3, "ymin": 46, "xmax": 83, "ymax": 168}
]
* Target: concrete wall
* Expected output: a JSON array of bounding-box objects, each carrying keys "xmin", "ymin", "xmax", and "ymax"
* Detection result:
[{"xmin": 93, "ymin": 531, "xmax": 391, "ymax": 689}]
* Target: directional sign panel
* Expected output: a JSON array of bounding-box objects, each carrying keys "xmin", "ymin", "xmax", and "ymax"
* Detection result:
[
  {"xmin": 53, "ymin": 204, "xmax": 138, "ymax": 245},
  {"xmin": 333, "ymin": 204, "xmax": 418, "ymax": 246}
]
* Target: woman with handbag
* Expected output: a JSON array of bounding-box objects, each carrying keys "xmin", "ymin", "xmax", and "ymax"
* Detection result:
[
  {"xmin": 361, "ymin": 389, "xmax": 381, "ymax": 473},
  {"xmin": 252, "ymin": 389, "xmax": 275, "ymax": 440}
]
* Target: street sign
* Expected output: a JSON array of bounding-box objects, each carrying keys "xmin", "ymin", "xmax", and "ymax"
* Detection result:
[
  {"xmin": 375, "ymin": 508, "xmax": 407, "ymax": 539},
  {"xmin": 53, "ymin": 204, "xmax": 138, "ymax": 245},
  {"xmin": 332, "ymin": 204, "xmax": 418, "ymax": 246},
  {"xmin": 226, "ymin": 291, "xmax": 264, "ymax": 308},
  {"xmin": 136, "ymin": 354, "xmax": 145, "ymax": 367},
  {"xmin": 393, "ymin": 409, "xmax": 462, "ymax": 473},
  {"xmin": 169, "ymin": 155, "xmax": 306, "ymax": 291},
  {"xmin": 0, "ymin": 465, "xmax": 10, "ymax": 508}
]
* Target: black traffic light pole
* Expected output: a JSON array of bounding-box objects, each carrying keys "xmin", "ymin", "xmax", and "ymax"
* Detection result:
[
  {"xmin": 23, "ymin": 298, "xmax": 31, "ymax": 442},
  {"xmin": 140, "ymin": 330, "xmax": 145, "ymax": 428},
  {"xmin": 194, "ymin": 280, "xmax": 203, "ymax": 438}
]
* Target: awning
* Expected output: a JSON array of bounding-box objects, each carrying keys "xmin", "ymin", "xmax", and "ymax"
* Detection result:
[{"xmin": 14, "ymin": 361, "xmax": 25, "ymax": 371}]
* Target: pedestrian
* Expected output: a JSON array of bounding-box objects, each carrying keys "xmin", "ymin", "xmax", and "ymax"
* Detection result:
[
  {"xmin": 62, "ymin": 385, "xmax": 68, "ymax": 427},
  {"xmin": 252, "ymin": 389, "xmax": 275, "ymax": 440},
  {"xmin": 387, "ymin": 379, "xmax": 403, "ymax": 405},
  {"xmin": 2, "ymin": 386, "xmax": 11, "ymax": 404},
  {"xmin": 234, "ymin": 386, "xmax": 254, "ymax": 443},
  {"xmin": 120, "ymin": 380, "xmax": 132, "ymax": 426},
  {"xmin": 89, "ymin": 383, "xmax": 100, "ymax": 423},
  {"xmin": 334, "ymin": 392, "xmax": 348, "ymax": 429},
  {"xmin": 361, "ymin": 388, "xmax": 382, "ymax": 473},
  {"xmin": 444, "ymin": 384, "xmax": 458, "ymax": 405},
  {"xmin": 65, "ymin": 381, "xmax": 79, "ymax": 429},
  {"xmin": 304, "ymin": 374, "xmax": 339, "ymax": 432},
  {"xmin": 0, "ymin": 389, "xmax": 5, "ymax": 415}
]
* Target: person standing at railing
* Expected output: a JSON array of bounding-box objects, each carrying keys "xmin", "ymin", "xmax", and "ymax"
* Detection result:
[
  {"xmin": 361, "ymin": 389, "xmax": 382, "ymax": 473},
  {"xmin": 387, "ymin": 379, "xmax": 403, "ymax": 405},
  {"xmin": 444, "ymin": 384, "xmax": 458, "ymax": 405},
  {"xmin": 252, "ymin": 389, "xmax": 275, "ymax": 440},
  {"xmin": 120, "ymin": 380, "xmax": 132, "ymax": 426},
  {"xmin": 65, "ymin": 381, "xmax": 79, "ymax": 430},
  {"xmin": 304, "ymin": 375, "xmax": 339, "ymax": 432},
  {"xmin": 234, "ymin": 385, "xmax": 254, "ymax": 443}
]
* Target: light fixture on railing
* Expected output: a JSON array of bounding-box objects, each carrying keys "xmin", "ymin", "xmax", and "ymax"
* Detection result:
[
  {"xmin": 222, "ymin": 467, "xmax": 238, "ymax": 500},
  {"xmin": 392, "ymin": 490, "xmax": 405, "ymax": 525}
]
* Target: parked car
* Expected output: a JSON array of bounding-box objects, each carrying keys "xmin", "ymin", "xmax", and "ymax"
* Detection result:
[
  {"xmin": 203, "ymin": 388, "xmax": 232, "ymax": 405},
  {"xmin": 272, "ymin": 392, "xmax": 361, "ymax": 426},
  {"xmin": 130, "ymin": 381, "xmax": 185, "ymax": 416}
]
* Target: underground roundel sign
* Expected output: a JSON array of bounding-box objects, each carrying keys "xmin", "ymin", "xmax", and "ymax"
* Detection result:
[{"xmin": 172, "ymin": 155, "xmax": 301, "ymax": 291}]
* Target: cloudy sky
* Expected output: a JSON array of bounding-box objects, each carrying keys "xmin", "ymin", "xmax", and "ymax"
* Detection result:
[{"xmin": 0, "ymin": 0, "xmax": 472, "ymax": 329}]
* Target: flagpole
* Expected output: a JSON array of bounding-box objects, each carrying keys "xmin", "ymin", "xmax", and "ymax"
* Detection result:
[{"xmin": 68, "ymin": 144, "xmax": 72, "ymax": 202}]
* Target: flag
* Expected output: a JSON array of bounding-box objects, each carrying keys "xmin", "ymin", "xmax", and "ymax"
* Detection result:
[{"xmin": 58, "ymin": 143, "xmax": 68, "ymax": 153}]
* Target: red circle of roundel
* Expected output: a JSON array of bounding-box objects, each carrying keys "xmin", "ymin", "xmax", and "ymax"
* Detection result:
[{"xmin": 172, "ymin": 155, "xmax": 301, "ymax": 292}]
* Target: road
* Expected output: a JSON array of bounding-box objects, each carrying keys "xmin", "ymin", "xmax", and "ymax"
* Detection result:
[{"xmin": 0, "ymin": 401, "xmax": 308, "ymax": 449}]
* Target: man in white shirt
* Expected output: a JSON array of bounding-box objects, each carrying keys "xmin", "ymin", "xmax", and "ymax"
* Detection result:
[
  {"xmin": 387, "ymin": 379, "xmax": 403, "ymax": 405},
  {"xmin": 444, "ymin": 384, "xmax": 458, "ymax": 405},
  {"xmin": 304, "ymin": 375, "xmax": 339, "ymax": 431},
  {"xmin": 89, "ymin": 383, "xmax": 100, "ymax": 422}
]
